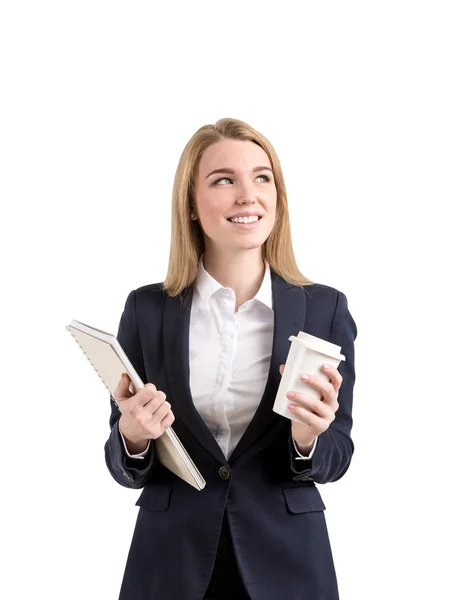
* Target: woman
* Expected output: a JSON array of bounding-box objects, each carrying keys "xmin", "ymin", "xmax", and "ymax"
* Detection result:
[{"xmin": 105, "ymin": 117, "xmax": 357, "ymax": 600}]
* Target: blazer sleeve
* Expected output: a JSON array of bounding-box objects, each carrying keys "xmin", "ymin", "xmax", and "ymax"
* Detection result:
[
  {"xmin": 104, "ymin": 289, "xmax": 157, "ymax": 489},
  {"xmin": 288, "ymin": 290, "xmax": 358, "ymax": 484}
]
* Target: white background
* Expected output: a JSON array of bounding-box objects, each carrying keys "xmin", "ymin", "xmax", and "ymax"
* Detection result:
[{"xmin": 1, "ymin": 1, "xmax": 456, "ymax": 598}]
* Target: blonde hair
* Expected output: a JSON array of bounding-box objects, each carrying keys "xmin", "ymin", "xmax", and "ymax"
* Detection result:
[{"xmin": 162, "ymin": 117, "xmax": 314, "ymax": 297}]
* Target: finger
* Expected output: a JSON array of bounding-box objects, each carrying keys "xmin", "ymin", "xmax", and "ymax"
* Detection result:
[
  {"xmin": 120, "ymin": 389, "xmax": 163, "ymax": 422},
  {"xmin": 288, "ymin": 392, "xmax": 334, "ymax": 421},
  {"xmin": 279, "ymin": 364, "xmax": 285, "ymax": 376},
  {"xmin": 321, "ymin": 364, "xmax": 343, "ymax": 391},
  {"xmin": 137, "ymin": 389, "xmax": 165, "ymax": 414},
  {"xmin": 141, "ymin": 382, "xmax": 158, "ymax": 401},
  {"xmin": 131, "ymin": 383, "xmax": 160, "ymax": 411},
  {"xmin": 131, "ymin": 397, "xmax": 170, "ymax": 430},
  {"xmin": 160, "ymin": 411, "xmax": 175, "ymax": 429},
  {"xmin": 149, "ymin": 400, "xmax": 172, "ymax": 424},
  {"xmin": 299, "ymin": 373, "xmax": 338, "ymax": 410},
  {"xmin": 114, "ymin": 373, "xmax": 134, "ymax": 402},
  {"xmin": 289, "ymin": 406, "xmax": 321, "ymax": 432}
]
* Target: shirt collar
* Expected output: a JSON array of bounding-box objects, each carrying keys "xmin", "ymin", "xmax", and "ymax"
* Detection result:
[{"xmin": 195, "ymin": 253, "xmax": 273, "ymax": 310}]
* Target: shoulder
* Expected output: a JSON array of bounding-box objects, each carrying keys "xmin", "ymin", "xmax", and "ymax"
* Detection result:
[
  {"xmin": 302, "ymin": 281, "xmax": 351, "ymax": 320},
  {"xmin": 125, "ymin": 282, "xmax": 167, "ymax": 313},
  {"xmin": 303, "ymin": 282, "xmax": 356, "ymax": 337},
  {"xmin": 135, "ymin": 282, "xmax": 165, "ymax": 296},
  {"xmin": 302, "ymin": 281, "xmax": 341, "ymax": 304}
]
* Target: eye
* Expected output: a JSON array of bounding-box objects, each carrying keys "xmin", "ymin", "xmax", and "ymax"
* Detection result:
[{"xmin": 213, "ymin": 174, "xmax": 271, "ymax": 185}]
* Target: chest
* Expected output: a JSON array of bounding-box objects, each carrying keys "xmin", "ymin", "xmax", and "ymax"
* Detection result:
[{"xmin": 188, "ymin": 300, "xmax": 274, "ymax": 401}]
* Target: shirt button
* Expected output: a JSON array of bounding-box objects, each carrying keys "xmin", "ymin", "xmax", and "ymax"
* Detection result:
[{"xmin": 218, "ymin": 466, "xmax": 230, "ymax": 480}]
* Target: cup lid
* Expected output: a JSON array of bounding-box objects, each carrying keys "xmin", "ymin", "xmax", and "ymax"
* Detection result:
[{"xmin": 288, "ymin": 331, "xmax": 346, "ymax": 361}]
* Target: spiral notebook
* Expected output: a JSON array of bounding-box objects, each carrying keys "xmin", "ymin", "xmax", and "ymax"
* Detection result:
[{"xmin": 66, "ymin": 319, "xmax": 206, "ymax": 491}]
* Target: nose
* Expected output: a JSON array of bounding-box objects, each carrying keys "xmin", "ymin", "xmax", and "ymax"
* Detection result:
[
  {"xmin": 236, "ymin": 196, "xmax": 256, "ymax": 206},
  {"xmin": 236, "ymin": 186, "xmax": 257, "ymax": 204},
  {"xmin": 235, "ymin": 176, "xmax": 258, "ymax": 202}
]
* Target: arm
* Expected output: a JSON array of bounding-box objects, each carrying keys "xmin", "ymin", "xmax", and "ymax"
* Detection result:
[
  {"xmin": 289, "ymin": 290, "xmax": 357, "ymax": 484},
  {"xmin": 104, "ymin": 289, "xmax": 157, "ymax": 489}
]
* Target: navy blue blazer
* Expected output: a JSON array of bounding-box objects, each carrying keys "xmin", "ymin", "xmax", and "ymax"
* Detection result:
[{"xmin": 105, "ymin": 268, "xmax": 357, "ymax": 600}]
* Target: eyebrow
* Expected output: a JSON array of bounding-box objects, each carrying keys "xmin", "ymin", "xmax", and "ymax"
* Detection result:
[{"xmin": 205, "ymin": 166, "xmax": 273, "ymax": 179}]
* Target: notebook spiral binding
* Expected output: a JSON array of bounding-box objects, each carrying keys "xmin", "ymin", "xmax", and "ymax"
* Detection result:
[{"xmin": 65, "ymin": 325, "xmax": 120, "ymax": 408}]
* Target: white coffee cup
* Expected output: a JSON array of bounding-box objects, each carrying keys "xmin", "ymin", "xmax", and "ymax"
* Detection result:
[{"xmin": 273, "ymin": 331, "xmax": 346, "ymax": 424}]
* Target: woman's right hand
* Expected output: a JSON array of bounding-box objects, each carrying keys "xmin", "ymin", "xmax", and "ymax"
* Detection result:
[{"xmin": 114, "ymin": 373, "xmax": 175, "ymax": 452}]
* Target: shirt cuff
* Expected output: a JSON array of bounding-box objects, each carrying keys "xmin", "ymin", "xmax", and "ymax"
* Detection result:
[
  {"xmin": 292, "ymin": 436, "xmax": 318, "ymax": 460},
  {"xmin": 118, "ymin": 421, "xmax": 151, "ymax": 459}
]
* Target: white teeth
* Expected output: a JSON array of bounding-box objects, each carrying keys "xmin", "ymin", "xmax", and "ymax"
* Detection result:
[{"xmin": 229, "ymin": 215, "xmax": 259, "ymax": 223}]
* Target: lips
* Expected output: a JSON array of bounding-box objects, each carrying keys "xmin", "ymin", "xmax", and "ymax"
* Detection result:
[
  {"xmin": 226, "ymin": 212, "xmax": 264, "ymax": 220},
  {"xmin": 227, "ymin": 217, "xmax": 262, "ymax": 229},
  {"xmin": 226, "ymin": 216, "xmax": 263, "ymax": 222}
]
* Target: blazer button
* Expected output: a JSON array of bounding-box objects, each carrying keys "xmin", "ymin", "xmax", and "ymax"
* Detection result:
[{"xmin": 218, "ymin": 466, "xmax": 230, "ymax": 480}]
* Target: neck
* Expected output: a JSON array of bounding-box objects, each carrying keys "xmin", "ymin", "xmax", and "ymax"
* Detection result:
[{"xmin": 202, "ymin": 248, "xmax": 265, "ymax": 307}]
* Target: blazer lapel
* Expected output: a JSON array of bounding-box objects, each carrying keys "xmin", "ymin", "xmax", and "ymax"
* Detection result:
[{"xmin": 162, "ymin": 270, "xmax": 307, "ymax": 465}]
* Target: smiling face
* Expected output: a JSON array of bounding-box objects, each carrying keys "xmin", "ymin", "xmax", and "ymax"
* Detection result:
[{"xmin": 192, "ymin": 139, "xmax": 277, "ymax": 258}]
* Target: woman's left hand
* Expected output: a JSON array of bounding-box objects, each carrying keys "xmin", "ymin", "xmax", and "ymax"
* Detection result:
[{"xmin": 279, "ymin": 363, "xmax": 343, "ymax": 452}]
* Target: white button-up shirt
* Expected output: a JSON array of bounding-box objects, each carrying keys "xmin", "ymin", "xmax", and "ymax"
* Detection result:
[
  {"xmin": 120, "ymin": 254, "xmax": 317, "ymax": 461},
  {"xmin": 189, "ymin": 254, "xmax": 277, "ymax": 459}
]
